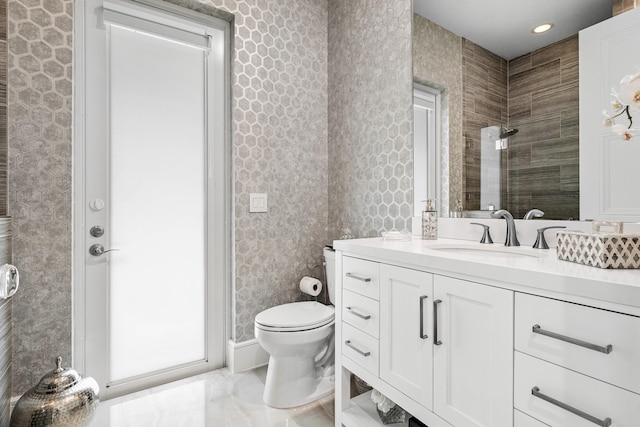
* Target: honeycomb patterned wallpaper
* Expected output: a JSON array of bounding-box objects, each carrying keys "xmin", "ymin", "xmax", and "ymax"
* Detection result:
[
  {"xmin": 327, "ymin": 0, "xmax": 413, "ymax": 239},
  {"xmin": 190, "ymin": 0, "xmax": 330, "ymax": 343},
  {"xmin": 8, "ymin": 0, "xmax": 74, "ymax": 395}
]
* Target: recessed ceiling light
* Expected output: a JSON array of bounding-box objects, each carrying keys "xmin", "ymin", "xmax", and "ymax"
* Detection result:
[{"xmin": 532, "ymin": 23, "xmax": 554, "ymax": 34}]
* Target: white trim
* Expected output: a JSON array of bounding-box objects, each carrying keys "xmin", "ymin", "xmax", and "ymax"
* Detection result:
[
  {"xmin": 413, "ymin": 84, "xmax": 441, "ymax": 217},
  {"xmin": 102, "ymin": 9, "xmax": 210, "ymax": 49},
  {"xmin": 226, "ymin": 339, "xmax": 269, "ymax": 374}
]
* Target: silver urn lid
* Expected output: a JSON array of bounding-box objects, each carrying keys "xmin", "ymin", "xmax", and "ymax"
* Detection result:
[{"xmin": 10, "ymin": 357, "xmax": 100, "ymax": 427}]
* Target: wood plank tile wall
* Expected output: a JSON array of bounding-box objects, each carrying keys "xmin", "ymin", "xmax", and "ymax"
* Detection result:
[
  {"xmin": 462, "ymin": 35, "xmax": 580, "ymax": 219},
  {"xmin": 461, "ymin": 39, "xmax": 507, "ymax": 211},
  {"xmin": 0, "ymin": 0, "xmax": 8, "ymax": 424},
  {"xmin": 506, "ymin": 35, "xmax": 579, "ymax": 219},
  {"xmin": 0, "ymin": 219, "xmax": 12, "ymax": 427}
]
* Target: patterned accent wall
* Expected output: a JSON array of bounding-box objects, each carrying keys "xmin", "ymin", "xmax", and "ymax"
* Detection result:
[
  {"xmin": 413, "ymin": 14, "xmax": 463, "ymax": 216},
  {"xmin": 199, "ymin": 0, "xmax": 329, "ymax": 342},
  {"xmin": 8, "ymin": 0, "xmax": 73, "ymax": 395},
  {"xmin": 328, "ymin": 0, "xmax": 413, "ymax": 239},
  {"xmin": 507, "ymin": 36, "xmax": 579, "ymax": 219}
]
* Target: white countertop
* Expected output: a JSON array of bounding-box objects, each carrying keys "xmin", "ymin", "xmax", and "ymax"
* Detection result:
[{"xmin": 333, "ymin": 236, "xmax": 640, "ymax": 312}]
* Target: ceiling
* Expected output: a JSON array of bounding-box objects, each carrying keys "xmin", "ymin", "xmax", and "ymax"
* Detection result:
[{"xmin": 413, "ymin": 0, "xmax": 612, "ymax": 60}]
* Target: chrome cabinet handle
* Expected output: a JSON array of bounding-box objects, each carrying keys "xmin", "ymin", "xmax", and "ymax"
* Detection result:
[
  {"xmin": 346, "ymin": 306, "xmax": 371, "ymax": 320},
  {"xmin": 345, "ymin": 340, "xmax": 370, "ymax": 357},
  {"xmin": 419, "ymin": 295, "xmax": 428, "ymax": 339},
  {"xmin": 532, "ymin": 324, "xmax": 612, "ymax": 354},
  {"xmin": 345, "ymin": 272, "xmax": 371, "ymax": 283},
  {"xmin": 433, "ymin": 299, "xmax": 442, "ymax": 345},
  {"xmin": 531, "ymin": 387, "xmax": 612, "ymax": 426}
]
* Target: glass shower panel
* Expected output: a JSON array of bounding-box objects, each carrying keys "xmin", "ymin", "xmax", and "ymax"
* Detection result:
[{"xmin": 108, "ymin": 25, "xmax": 206, "ymax": 382}]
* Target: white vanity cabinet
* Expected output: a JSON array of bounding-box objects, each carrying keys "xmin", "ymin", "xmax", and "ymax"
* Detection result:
[
  {"xmin": 379, "ymin": 264, "xmax": 434, "ymax": 409},
  {"xmin": 337, "ymin": 254, "xmax": 514, "ymax": 427},
  {"xmin": 334, "ymin": 237, "xmax": 640, "ymax": 427},
  {"xmin": 514, "ymin": 293, "xmax": 640, "ymax": 426},
  {"xmin": 432, "ymin": 275, "xmax": 513, "ymax": 427}
]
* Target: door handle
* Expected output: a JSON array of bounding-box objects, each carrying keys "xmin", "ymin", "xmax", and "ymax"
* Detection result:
[{"xmin": 89, "ymin": 244, "xmax": 119, "ymax": 256}]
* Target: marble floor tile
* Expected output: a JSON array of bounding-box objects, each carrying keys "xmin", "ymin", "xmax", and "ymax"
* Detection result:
[{"xmin": 90, "ymin": 367, "xmax": 335, "ymax": 427}]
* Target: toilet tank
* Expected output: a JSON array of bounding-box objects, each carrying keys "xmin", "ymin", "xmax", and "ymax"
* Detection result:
[{"xmin": 323, "ymin": 247, "xmax": 336, "ymax": 305}]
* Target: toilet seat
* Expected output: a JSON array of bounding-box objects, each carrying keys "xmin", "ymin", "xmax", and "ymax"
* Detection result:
[{"xmin": 255, "ymin": 301, "xmax": 335, "ymax": 332}]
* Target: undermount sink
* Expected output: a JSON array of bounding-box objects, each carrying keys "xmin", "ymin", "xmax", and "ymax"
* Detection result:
[{"xmin": 427, "ymin": 243, "xmax": 546, "ymax": 259}]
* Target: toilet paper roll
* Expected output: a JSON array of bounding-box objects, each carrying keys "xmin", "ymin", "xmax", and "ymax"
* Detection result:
[{"xmin": 300, "ymin": 276, "xmax": 322, "ymax": 297}]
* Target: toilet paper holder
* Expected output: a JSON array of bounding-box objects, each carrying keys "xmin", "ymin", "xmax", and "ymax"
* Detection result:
[{"xmin": 0, "ymin": 264, "xmax": 19, "ymax": 300}]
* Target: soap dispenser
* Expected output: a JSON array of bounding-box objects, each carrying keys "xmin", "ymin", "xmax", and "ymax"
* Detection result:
[{"xmin": 422, "ymin": 199, "xmax": 438, "ymax": 240}]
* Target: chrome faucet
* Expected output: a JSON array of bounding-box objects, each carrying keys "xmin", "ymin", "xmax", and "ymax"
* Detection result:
[
  {"xmin": 492, "ymin": 209, "xmax": 520, "ymax": 246},
  {"xmin": 523, "ymin": 209, "xmax": 544, "ymax": 220}
]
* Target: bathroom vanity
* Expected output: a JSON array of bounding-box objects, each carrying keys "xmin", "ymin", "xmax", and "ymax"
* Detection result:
[{"xmin": 333, "ymin": 236, "xmax": 640, "ymax": 427}]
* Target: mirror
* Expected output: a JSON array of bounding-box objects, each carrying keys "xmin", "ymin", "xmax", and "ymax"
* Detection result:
[{"xmin": 412, "ymin": 1, "xmax": 613, "ymax": 220}]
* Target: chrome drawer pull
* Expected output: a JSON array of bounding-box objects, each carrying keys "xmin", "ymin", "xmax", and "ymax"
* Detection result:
[
  {"xmin": 531, "ymin": 386, "xmax": 612, "ymax": 427},
  {"xmin": 346, "ymin": 306, "xmax": 371, "ymax": 320},
  {"xmin": 345, "ymin": 340, "xmax": 370, "ymax": 357},
  {"xmin": 532, "ymin": 324, "xmax": 613, "ymax": 354},
  {"xmin": 345, "ymin": 272, "xmax": 372, "ymax": 283},
  {"xmin": 419, "ymin": 295, "xmax": 428, "ymax": 339},
  {"xmin": 433, "ymin": 299, "xmax": 442, "ymax": 345}
]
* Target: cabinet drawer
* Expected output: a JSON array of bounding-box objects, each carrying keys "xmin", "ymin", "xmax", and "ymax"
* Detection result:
[
  {"xmin": 514, "ymin": 410, "xmax": 548, "ymax": 427},
  {"xmin": 515, "ymin": 293, "xmax": 640, "ymax": 394},
  {"xmin": 342, "ymin": 322, "xmax": 379, "ymax": 377},
  {"xmin": 514, "ymin": 352, "xmax": 640, "ymax": 427},
  {"xmin": 343, "ymin": 289, "xmax": 379, "ymax": 338},
  {"xmin": 343, "ymin": 256, "xmax": 379, "ymax": 300}
]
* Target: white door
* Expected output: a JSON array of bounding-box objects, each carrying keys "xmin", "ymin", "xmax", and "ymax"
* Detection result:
[
  {"xmin": 433, "ymin": 275, "xmax": 513, "ymax": 427},
  {"xmin": 74, "ymin": 0, "xmax": 229, "ymax": 399},
  {"xmin": 379, "ymin": 264, "xmax": 434, "ymax": 409}
]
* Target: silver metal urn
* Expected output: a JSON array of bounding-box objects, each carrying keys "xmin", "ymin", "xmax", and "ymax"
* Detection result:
[{"xmin": 10, "ymin": 357, "xmax": 100, "ymax": 427}]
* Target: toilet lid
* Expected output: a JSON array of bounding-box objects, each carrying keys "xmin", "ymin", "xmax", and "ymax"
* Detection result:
[{"xmin": 255, "ymin": 301, "xmax": 335, "ymax": 331}]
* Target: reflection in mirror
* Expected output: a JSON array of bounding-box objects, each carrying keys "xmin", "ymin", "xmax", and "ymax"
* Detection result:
[
  {"xmin": 412, "ymin": 1, "xmax": 615, "ymax": 220},
  {"xmin": 413, "ymin": 85, "xmax": 440, "ymax": 216}
]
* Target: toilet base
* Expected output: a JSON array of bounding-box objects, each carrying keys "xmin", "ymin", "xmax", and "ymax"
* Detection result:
[{"xmin": 262, "ymin": 356, "xmax": 335, "ymax": 408}]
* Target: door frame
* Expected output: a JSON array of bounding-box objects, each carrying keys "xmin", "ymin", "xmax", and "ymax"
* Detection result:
[{"xmin": 72, "ymin": 0, "xmax": 232, "ymax": 398}]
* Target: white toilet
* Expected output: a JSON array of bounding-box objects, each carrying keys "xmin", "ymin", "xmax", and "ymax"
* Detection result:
[{"xmin": 254, "ymin": 247, "xmax": 336, "ymax": 408}]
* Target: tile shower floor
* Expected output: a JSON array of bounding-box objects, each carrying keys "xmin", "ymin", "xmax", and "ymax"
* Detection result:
[{"xmin": 89, "ymin": 366, "xmax": 334, "ymax": 427}]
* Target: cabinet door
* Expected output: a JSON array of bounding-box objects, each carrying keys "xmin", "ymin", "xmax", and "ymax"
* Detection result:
[
  {"xmin": 379, "ymin": 264, "xmax": 433, "ymax": 410},
  {"xmin": 433, "ymin": 275, "xmax": 513, "ymax": 427}
]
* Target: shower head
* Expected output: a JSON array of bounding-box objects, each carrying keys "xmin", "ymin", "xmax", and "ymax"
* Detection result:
[{"xmin": 499, "ymin": 127, "xmax": 519, "ymax": 139}]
